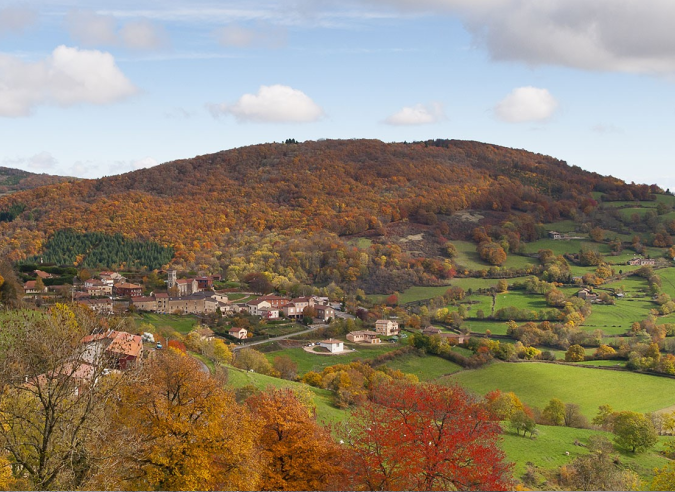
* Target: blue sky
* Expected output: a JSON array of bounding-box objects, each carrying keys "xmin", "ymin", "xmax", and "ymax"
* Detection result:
[{"xmin": 2, "ymin": 0, "xmax": 675, "ymax": 190}]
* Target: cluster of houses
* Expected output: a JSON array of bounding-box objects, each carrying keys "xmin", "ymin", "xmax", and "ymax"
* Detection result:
[{"xmin": 627, "ymin": 256, "xmax": 655, "ymax": 266}]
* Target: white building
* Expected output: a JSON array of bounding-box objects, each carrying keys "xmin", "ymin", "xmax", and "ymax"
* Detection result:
[{"xmin": 319, "ymin": 339, "xmax": 344, "ymax": 353}]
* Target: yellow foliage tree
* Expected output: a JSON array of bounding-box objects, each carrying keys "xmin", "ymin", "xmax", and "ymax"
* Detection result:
[{"xmin": 101, "ymin": 349, "xmax": 261, "ymax": 491}]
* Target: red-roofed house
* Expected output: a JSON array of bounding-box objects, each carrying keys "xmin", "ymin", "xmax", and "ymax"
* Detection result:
[
  {"xmin": 24, "ymin": 280, "xmax": 47, "ymax": 294},
  {"xmin": 81, "ymin": 330, "xmax": 143, "ymax": 370},
  {"xmin": 229, "ymin": 327, "xmax": 248, "ymax": 339},
  {"xmin": 113, "ymin": 283, "xmax": 142, "ymax": 297}
]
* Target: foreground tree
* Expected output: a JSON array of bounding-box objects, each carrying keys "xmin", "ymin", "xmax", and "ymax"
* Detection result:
[
  {"xmin": 0, "ymin": 305, "xmax": 117, "ymax": 490},
  {"xmin": 246, "ymin": 388, "xmax": 345, "ymax": 490},
  {"xmin": 96, "ymin": 349, "xmax": 261, "ymax": 490},
  {"xmin": 343, "ymin": 382, "xmax": 514, "ymax": 491}
]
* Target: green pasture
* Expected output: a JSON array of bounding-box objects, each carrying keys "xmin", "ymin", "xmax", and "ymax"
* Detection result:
[
  {"xmin": 383, "ymin": 353, "xmax": 462, "ymax": 381},
  {"xmin": 538, "ymin": 347, "xmax": 595, "ymax": 360},
  {"xmin": 542, "ymin": 220, "xmax": 578, "ymax": 233},
  {"xmin": 451, "ymin": 277, "xmax": 528, "ymax": 291},
  {"xmin": 494, "ymin": 291, "xmax": 549, "ymax": 312},
  {"xmin": 445, "ymin": 361, "xmax": 675, "ymax": 417},
  {"xmin": 502, "ymin": 424, "xmax": 673, "ymax": 483},
  {"xmin": 264, "ymin": 343, "xmax": 402, "ymax": 375},
  {"xmin": 225, "ymin": 366, "xmax": 345, "ymax": 423},
  {"xmin": 602, "ymin": 276, "xmax": 651, "ymax": 297},
  {"xmin": 523, "ymin": 238, "xmax": 602, "ymax": 257},
  {"xmin": 396, "ymin": 285, "xmax": 451, "ymax": 304},
  {"xmin": 463, "ymin": 319, "xmax": 511, "ymax": 335},
  {"xmin": 134, "ymin": 312, "xmax": 198, "ymax": 335},
  {"xmin": 452, "ymin": 240, "xmax": 493, "ymax": 271},
  {"xmin": 502, "ymin": 254, "xmax": 539, "ymax": 271},
  {"xmin": 259, "ymin": 323, "xmax": 306, "ymax": 337},
  {"xmin": 656, "ymin": 266, "xmax": 675, "ymax": 298},
  {"xmin": 618, "ymin": 207, "xmax": 651, "ymax": 219},
  {"xmin": 581, "ymin": 300, "xmax": 654, "ymax": 335},
  {"xmin": 576, "ymin": 359, "xmax": 627, "ymax": 367}
]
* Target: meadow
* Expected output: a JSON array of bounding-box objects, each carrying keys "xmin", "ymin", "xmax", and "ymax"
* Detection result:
[
  {"xmin": 581, "ymin": 300, "xmax": 654, "ymax": 335},
  {"xmin": 263, "ymin": 342, "xmax": 403, "ymax": 375},
  {"xmin": 501, "ymin": 424, "xmax": 673, "ymax": 482},
  {"xmin": 134, "ymin": 312, "xmax": 198, "ymax": 334},
  {"xmin": 383, "ymin": 352, "xmax": 462, "ymax": 381},
  {"xmin": 445, "ymin": 361, "xmax": 675, "ymax": 417}
]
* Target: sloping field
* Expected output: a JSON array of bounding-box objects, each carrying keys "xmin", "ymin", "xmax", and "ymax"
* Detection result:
[{"xmin": 444, "ymin": 361, "xmax": 675, "ymax": 417}]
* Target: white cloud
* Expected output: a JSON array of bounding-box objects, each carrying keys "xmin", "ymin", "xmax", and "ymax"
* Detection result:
[
  {"xmin": 119, "ymin": 20, "xmax": 169, "ymax": 50},
  {"xmin": 494, "ymin": 86, "xmax": 558, "ymax": 123},
  {"xmin": 385, "ymin": 102, "xmax": 445, "ymax": 125},
  {"xmin": 214, "ymin": 23, "xmax": 287, "ymax": 48},
  {"xmin": 0, "ymin": 45, "xmax": 137, "ymax": 117},
  {"xmin": 65, "ymin": 9, "xmax": 168, "ymax": 50},
  {"xmin": 3, "ymin": 151, "xmax": 57, "ymax": 170},
  {"xmin": 0, "ymin": 6, "xmax": 37, "ymax": 35},
  {"xmin": 355, "ymin": 0, "xmax": 675, "ymax": 75},
  {"xmin": 208, "ymin": 85, "xmax": 325, "ymax": 123},
  {"xmin": 130, "ymin": 156, "xmax": 159, "ymax": 170}
]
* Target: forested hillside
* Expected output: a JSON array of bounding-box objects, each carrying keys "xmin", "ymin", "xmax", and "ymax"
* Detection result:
[
  {"xmin": 0, "ymin": 139, "xmax": 658, "ymax": 286},
  {"xmin": 0, "ymin": 167, "xmax": 71, "ymax": 197}
]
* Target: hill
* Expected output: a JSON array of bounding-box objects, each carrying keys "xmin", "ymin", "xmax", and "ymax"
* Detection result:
[
  {"xmin": 0, "ymin": 166, "xmax": 72, "ymax": 197},
  {"xmin": 0, "ymin": 139, "xmax": 657, "ymax": 283}
]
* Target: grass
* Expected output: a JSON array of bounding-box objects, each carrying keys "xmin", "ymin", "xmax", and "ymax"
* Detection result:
[
  {"xmin": 264, "ymin": 343, "xmax": 403, "ymax": 375},
  {"xmin": 462, "ymin": 319, "xmax": 512, "ymax": 335},
  {"xmin": 502, "ymin": 424, "xmax": 673, "ymax": 483},
  {"xmin": 259, "ymin": 323, "xmax": 306, "ymax": 337},
  {"xmin": 452, "ymin": 241, "xmax": 493, "ymax": 271},
  {"xmin": 542, "ymin": 220, "xmax": 578, "ymax": 233},
  {"xmin": 225, "ymin": 366, "xmax": 345, "ymax": 423},
  {"xmin": 494, "ymin": 291, "xmax": 550, "ymax": 312},
  {"xmin": 581, "ymin": 300, "xmax": 654, "ymax": 335},
  {"xmin": 656, "ymin": 266, "xmax": 675, "ymax": 298},
  {"xmin": 349, "ymin": 237, "xmax": 373, "ymax": 249},
  {"xmin": 383, "ymin": 353, "xmax": 462, "ymax": 381},
  {"xmin": 451, "ymin": 277, "xmax": 529, "ymax": 291},
  {"xmin": 134, "ymin": 312, "xmax": 198, "ymax": 335},
  {"xmin": 523, "ymin": 238, "xmax": 595, "ymax": 256},
  {"xmin": 444, "ymin": 361, "xmax": 675, "ymax": 417}
]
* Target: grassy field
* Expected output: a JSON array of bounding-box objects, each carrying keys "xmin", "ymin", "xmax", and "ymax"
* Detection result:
[
  {"xmin": 581, "ymin": 300, "xmax": 654, "ymax": 335},
  {"xmin": 264, "ymin": 343, "xmax": 403, "ymax": 375},
  {"xmin": 523, "ymin": 238, "xmax": 596, "ymax": 256},
  {"xmin": 452, "ymin": 240, "xmax": 492, "ymax": 271},
  {"xmin": 383, "ymin": 353, "xmax": 462, "ymax": 381},
  {"xmin": 225, "ymin": 366, "xmax": 345, "ymax": 423},
  {"xmin": 542, "ymin": 220, "xmax": 578, "ymax": 233},
  {"xmin": 451, "ymin": 277, "xmax": 529, "ymax": 291},
  {"xmin": 502, "ymin": 424, "xmax": 673, "ymax": 483},
  {"xmin": 656, "ymin": 266, "xmax": 675, "ymax": 298},
  {"xmin": 462, "ymin": 319, "xmax": 511, "ymax": 335},
  {"xmin": 134, "ymin": 313, "xmax": 198, "ymax": 334},
  {"xmin": 602, "ymin": 275, "xmax": 651, "ymax": 297},
  {"xmin": 444, "ymin": 361, "xmax": 675, "ymax": 417},
  {"xmin": 494, "ymin": 291, "xmax": 549, "ymax": 312}
]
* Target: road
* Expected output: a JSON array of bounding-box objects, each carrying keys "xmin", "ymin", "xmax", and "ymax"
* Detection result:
[{"xmin": 232, "ymin": 324, "xmax": 325, "ymax": 351}]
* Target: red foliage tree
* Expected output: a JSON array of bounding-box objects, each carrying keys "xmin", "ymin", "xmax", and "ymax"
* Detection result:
[
  {"xmin": 343, "ymin": 382, "xmax": 514, "ymax": 491},
  {"xmin": 168, "ymin": 339, "xmax": 187, "ymax": 353}
]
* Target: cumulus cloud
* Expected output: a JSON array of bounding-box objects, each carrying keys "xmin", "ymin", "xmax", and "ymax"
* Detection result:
[
  {"xmin": 65, "ymin": 9, "xmax": 168, "ymax": 50},
  {"xmin": 214, "ymin": 23, "xmax": 287, "ymax": 48},
  {"xmin": 385, "ymin": 102, "xmax": 445, "ymax": 125},
  {"xmin": 208, "ymin": 85, "xmax": 325, "ymax": 123},
  {"xmin": 0, "ymin": 45, "xmax": 137, "ymax": 117},
  {"xmin": 3, "ymin": 151, "xmax": 57, "ymax": 170},
  {"xmin": 0, "ymin": 6, "xmax": 37, "ymax": 35},
  {"xmin": 356, "ymin": 0, "xmax": 675, "ymax": 75},
  {"xmin": 494, "ymin": 86, "xmax": 558, "ymax": 123}
]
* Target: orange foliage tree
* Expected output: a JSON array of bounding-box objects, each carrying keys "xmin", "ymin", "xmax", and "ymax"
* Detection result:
[
  {"xmin": 342, "ymin": 381, "xmax": 514, "ymax": 491},
  {"xmin": 246, "ymin": 388, "xmax": 345, "ymax": 490}
]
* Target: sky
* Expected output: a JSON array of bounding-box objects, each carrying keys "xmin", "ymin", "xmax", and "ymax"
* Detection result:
[{"xmin": 2, "ymin": 0, "xmax": 675, "ymax": 190}]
